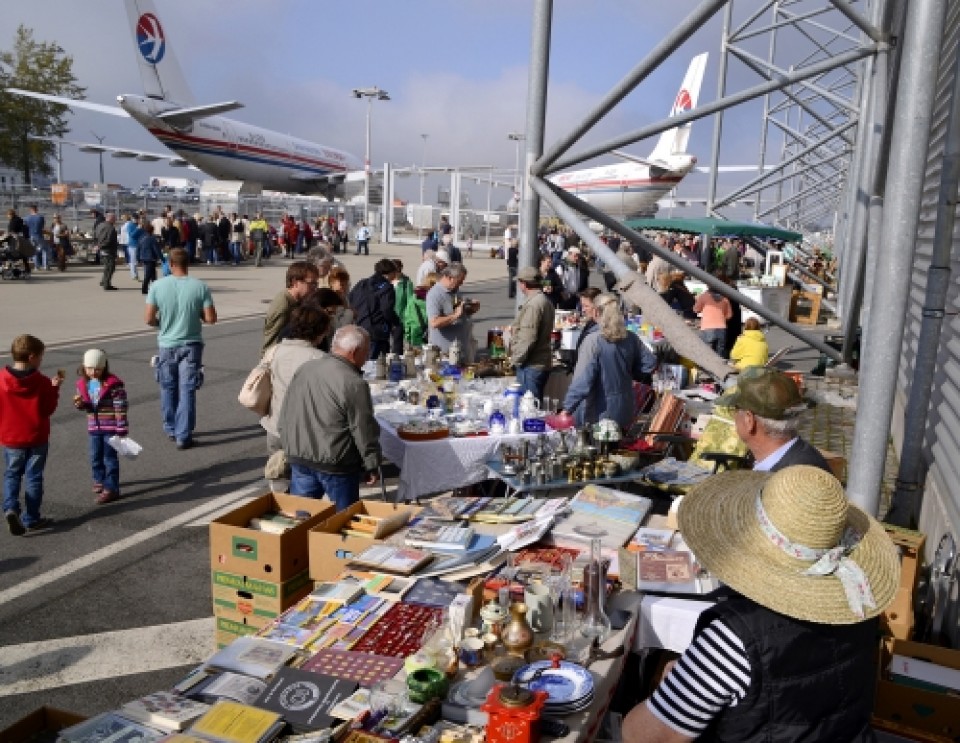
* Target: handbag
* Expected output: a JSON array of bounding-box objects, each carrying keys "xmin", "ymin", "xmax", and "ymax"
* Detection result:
[{"xmin": 238, "ymin": 345, "xmax": 277, "ymax": 416}]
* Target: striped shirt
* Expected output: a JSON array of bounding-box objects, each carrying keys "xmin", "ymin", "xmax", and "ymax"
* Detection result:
[{"xmin": 647, "ymin": 617, "xmax": 752, "ymax": 737}]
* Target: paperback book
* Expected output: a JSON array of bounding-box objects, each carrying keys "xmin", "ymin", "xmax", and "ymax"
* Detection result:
[
  {"xmin": 204, "ymin": 636, "xmax": 299, "ymax": 680},
  {"xmin": 348, "ymin": 544, "xmax": 433, "ymax": 575},
  {"xmin": 403, "ymin": 521, "xmax": 474, "ymax": 551},
  {"xmin": 185, "ymin": 672, "xmax": 269, "ymax": 706},
  {"xmin": 253, "ymin": 667, "xmax": 359, "ymax": 733},
  {"xmin": 120, "ymin": 691, "xmax": 210, "ymax": 732},
  {"xmin": 57, "ymin": 711, "xmax": 165, "ymax": 743},
  {"xmin": 187, "ymin": 700, "xmax": 285, "ymax": 743}
]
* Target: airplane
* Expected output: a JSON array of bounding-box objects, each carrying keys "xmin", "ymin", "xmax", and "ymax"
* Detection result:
[
  {"xmin": 550, "ymin": 53, "xmax": 710, "ymax": 220},
  {"xmin": 5, "ymin": 0, "xmax": 363, "ymax": 198}
]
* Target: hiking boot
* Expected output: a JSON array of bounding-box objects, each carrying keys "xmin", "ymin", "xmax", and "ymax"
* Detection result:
[
  {"xmin": 96, "ymin": 490, "xmax": 119, "ymax": 505},
  {"xmin": 26, "ymin": 517, "xmax": 54, "ymax": 531},
  {"xmin": 5, "ymin": 511, "xmax": 25, "ymax": 536}
]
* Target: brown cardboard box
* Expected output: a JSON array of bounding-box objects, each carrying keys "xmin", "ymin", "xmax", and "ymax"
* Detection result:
[
  {"xmin": 215, "ymin": 613, "xmax": 262, "ymax": 649},
  {"xmin": 210, "ymin": 493, "xmax": 334, "ymax": 580},
  {"xmin": 874, "ymin": 638, "xmax": 960, "ymax": 738},
  {"xmin": 211, "ymin": 568, "xmax": 312, "ymax": 622},
  {"xmin": 0, "ymin": 706, "xmax": 86, "ymax": 742},
  {"xmin": 880, "ymin": 525, "xmax": 926, "ymax": 640},
  {"xmin": 815, "ymin": 447, "xmax": 847, "ymax": 482},
  {"xmin": 308, "ymin": 501, "xmax": 421, "ymax": 581}
]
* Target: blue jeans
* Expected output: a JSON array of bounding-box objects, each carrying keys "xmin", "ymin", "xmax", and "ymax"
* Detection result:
[
  {"xmin": 126, "ymin": 246, "xmax": 139, "ymax": 277},
  {"xmin": 89, "ymin": 433, "xmax": 120, "ymax": 493},
  {"xmin": 700, "ymin": 328, "xmax": 727, "ymax": 358},
  {"xmin": 290, "ymin": 465, "xmax": 361, "ymax": 512},
  {"xmin": 229, "ymin": 241, "xmax": 242, "ymax": 264},
  {"xmin": 158, "ymin": 343, "xmax": 203, "ymax": 443},
  {"xmin": 32, "ymin": 238, "xmax": 51, "ymax": 269},
  {"xmin": 517, "ymin": 366, "xmax": 550, "ymax": 402},
  {"xmin": 3, "ymin": 444, "xmax": 48, "ymax": 527}
]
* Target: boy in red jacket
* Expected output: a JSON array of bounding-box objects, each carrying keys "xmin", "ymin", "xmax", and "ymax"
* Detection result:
[{"xmin": 0, "ymin": 334, "xmax": 63, "ymax": 535}]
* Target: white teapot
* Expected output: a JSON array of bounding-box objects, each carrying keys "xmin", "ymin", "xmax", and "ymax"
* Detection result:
[{"xmin": 519, "ymin": 391, "xmax": 541, "ymax": 418}]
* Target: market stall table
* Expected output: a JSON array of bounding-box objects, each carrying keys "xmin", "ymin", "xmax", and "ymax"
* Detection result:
[{"xmin": 377, "ymin": 419, "xmax": 560, "ymax": 501}]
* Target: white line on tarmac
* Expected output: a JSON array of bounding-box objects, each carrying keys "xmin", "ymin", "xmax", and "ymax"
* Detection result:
[
  {"xmin": 0, "ymin": 484, "xmax": 263, "ymax": 607},
  {"xmin": 0, "ymin": 618, "xmax": 214, "ymax": 697}
]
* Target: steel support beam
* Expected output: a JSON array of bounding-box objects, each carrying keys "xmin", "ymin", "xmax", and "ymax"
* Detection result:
[
  {"xmin": 846, "ymin": 0, "xmax": 948, "ymax": 516},
  {"xmin": 518, "ymin": 0, "xmax": 552, "ymax": 278}
]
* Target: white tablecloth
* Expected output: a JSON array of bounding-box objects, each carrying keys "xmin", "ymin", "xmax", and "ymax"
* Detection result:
[{"xmin": 377, "ymin": 420, "xmax": 555, "ymax": 501}]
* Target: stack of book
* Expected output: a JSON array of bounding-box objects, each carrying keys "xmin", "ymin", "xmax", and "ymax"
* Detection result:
[
  {"xmin": 403, "ymin": 520, "xmax": 475, "ymax": 551},
  {"xmin": 247, "ymin": 509, "xmax": 311, "ymax": 534}
]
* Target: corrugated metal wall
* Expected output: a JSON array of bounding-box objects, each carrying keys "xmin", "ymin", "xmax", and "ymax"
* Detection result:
[{"xmin": 897, "ymin": 2, "xmax": 960, "ymax": 553}]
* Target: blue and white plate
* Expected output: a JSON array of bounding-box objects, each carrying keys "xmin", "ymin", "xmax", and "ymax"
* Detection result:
[{"xmin": 512, "ymin": 661, "xmax": 594, "ymax": 704}]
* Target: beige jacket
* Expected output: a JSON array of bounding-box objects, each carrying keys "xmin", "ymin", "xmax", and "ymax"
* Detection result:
[
  {"xmin": 511, "ymin": 290, "xmax": 555, "ymax": 370},
  {"xmin": 261, "ymin": 340, "xmax": 326, "ymax": 437}
]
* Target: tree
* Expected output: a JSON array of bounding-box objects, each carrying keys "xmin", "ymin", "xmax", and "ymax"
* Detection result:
[{"xmin": 0, "ymin": 25, "xmax": 85, "ymax": 185}]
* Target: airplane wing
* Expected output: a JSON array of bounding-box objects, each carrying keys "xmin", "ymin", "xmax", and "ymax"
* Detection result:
[
  {"xmin": 157, "ymin": 101, "xmax": 244, "ymax": 126},
  {"xmin": 29, "ymin": 135, "xmax": 194, "ymax": 167},
  {"xmin": 4, "ymin": 88, "xmax": 130, "ymax": 116}
]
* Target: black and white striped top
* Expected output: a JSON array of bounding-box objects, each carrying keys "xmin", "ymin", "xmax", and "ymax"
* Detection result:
[{"xmin": 647, "ymin": 617, "xmax": 753, "ymax": 737}]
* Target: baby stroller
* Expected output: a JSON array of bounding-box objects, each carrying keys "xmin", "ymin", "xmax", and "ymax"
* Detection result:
[{"xmin": 0, "ymin": 234, "xmax": 35, "ymax": 280}]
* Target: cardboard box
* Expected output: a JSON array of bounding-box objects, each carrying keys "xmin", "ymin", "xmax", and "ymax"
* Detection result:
[
  {"xmin": 215, "ymin": 614, "xmax": 262, "ymax": 649},
  {"xmin": 309, "ymin": 501, "xmax": 421, "ymax": 581},
  {"xmin": 210, "ymin": 493, "xmax": 335, "ymax": 580},
  {"xmin": 212, "ymin": 569, "xmax": 312, "ymax": 622},
  {"xmin": 880, "ymin": 525, "xmax": 926, "ymax": 640},
  {"xmin": 0, "ymin": 706, "xmax": 86, "ymax": 742},
  {"xmin": 813, "ymin": 447, "xmax": 847, "ymax": 482},
  {"xmin": 875, "ymin": 638, "xmax": 960, "ymax": 738}
]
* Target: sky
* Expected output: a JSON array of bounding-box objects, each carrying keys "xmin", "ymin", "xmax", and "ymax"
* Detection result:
[{"xmin": 1, "ymin": 0, "xmax": 854, "ymax": 215}]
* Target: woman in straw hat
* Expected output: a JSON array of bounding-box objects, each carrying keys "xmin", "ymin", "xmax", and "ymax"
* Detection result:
[{"xmin": 623, "ymin": 465, "xmax": 900, "ymax": 743}]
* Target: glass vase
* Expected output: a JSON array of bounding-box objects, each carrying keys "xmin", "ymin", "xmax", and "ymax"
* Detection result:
[{"xmin": 580, "ymin": 538, "xmax": 611, "ymax": 642}]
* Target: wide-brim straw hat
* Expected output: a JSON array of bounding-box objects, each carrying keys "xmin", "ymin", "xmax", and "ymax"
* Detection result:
[{"xmin": 678, "ymin": 465, "xmax": 901, "ymax": 624}]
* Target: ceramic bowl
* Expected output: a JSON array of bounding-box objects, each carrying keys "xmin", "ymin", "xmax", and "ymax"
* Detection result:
[{"xmin": 609, "ymin": 448, "xmax": 640, "ymax": 472}]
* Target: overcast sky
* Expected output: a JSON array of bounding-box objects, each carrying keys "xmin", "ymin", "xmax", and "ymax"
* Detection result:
[{"xmin": 3, "ymin": 0, "xmax": 858, "ymax": 213}]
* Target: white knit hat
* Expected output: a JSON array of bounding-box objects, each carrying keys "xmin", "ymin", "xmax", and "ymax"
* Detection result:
[{"xmin": 83, "ymin": 349, "xmax": 108, "ymax": 369}]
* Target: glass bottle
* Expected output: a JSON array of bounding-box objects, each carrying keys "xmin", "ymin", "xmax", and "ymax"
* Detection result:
[{"xmin": 580, "ymin": 538, "xmax": 611, "ymax": 641}]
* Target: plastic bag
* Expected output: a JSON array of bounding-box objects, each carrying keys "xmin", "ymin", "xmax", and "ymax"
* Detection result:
[{"xmin": 108, "ymin": 435, "xmax": 143, "ymax": 459}]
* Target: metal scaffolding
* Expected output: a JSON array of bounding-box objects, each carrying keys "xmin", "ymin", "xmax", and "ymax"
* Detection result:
[{"xmin": 516, "ymin": 0, "xmax": 953, "ymax": 515}]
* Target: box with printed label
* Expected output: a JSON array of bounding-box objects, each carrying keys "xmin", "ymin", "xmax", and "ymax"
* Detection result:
[
  {"xmin": 874, "ymin": 638, "xmax": 960, "ymax": 738},
  {"xmin": 308, "ymin": 501, "xmax": 421, "ymax": 581},
  {"xmin": 0, "ymin": 706, "xmax": 87, "ymax": 743},
  {"xmin": 210, "ymin": 492, "xmax": 334, "ymax": 580},
  {"xmin": 212, "ymin": 569, "xmax": 313, "ymax": 622},
  {"xmin": 215, "ymin": 613, "xmax": 262, "ymax": 649}
]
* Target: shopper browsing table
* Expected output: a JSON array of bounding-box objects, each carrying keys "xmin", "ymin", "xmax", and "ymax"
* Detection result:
[{"xmin": 510, "ymin": 266, "xmax": 554, "ymax": 401}]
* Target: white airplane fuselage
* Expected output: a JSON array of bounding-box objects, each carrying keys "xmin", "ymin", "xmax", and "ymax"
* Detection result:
[
  {"xmin": 118, "ymin": 94, "xmax": 362, "ymax": 193},
  {"xmin": 550, "ymin": 154, "xmax": 698, "ymax": 219}
]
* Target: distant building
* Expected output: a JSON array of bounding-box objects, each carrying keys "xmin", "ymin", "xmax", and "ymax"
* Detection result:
[{"xmin": 0, "ymin": 166, "xmax": 21, "ymax": 190}]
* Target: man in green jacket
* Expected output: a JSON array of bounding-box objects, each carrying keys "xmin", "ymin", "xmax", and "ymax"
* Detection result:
[{"xmin": 278, "ymin": 325, "xmax": 381, "ymax": 511}]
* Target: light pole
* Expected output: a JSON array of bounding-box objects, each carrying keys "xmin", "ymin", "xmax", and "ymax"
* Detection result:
[
  {"xmin": 90, "ymin": 130, "xmax": 106, "ymax": 184},
  {"xmin": 351, "ymin": 86, "xmax": 390, "ymax": 225},
  {"xmin": 419, "ymin": 133, "xmax": 429, "ymax": 238},
  {"xmin": 507, "ymin": 132, "xmax": 525, "ymax": 194}
]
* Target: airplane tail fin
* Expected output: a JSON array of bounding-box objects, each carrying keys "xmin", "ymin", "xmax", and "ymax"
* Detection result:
[
  {"xmin": 126, "ymin": 0, "xmax": 195, "ymax": 104},
  {"xmin": 649, "ymin": 53, "xmax": 708, "ymax": 161}
]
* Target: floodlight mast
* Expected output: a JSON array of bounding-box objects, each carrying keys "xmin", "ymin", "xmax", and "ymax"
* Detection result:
[{"xmin": 351, "ymin": 86, "xmax": 391, "ymax": 223}]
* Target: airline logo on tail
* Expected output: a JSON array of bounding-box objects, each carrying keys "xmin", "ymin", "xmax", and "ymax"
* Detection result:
[
  {"xmin": 136, "ymin": 13, "xmax": 166, "ymax": 64},
  {"xmin": 674, "ymin": 89, "xmax": 693, "ymax": 114}
]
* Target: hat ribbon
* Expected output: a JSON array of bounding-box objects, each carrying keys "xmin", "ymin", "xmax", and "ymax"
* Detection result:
[{"xmin": 754, "ymin": 491, "xmax": 876, "ymax": 618}]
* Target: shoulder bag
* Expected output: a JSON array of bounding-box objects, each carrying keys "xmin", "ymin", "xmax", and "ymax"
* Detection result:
[{"xmin": 238, "ymin": 345, "xmax": 278, "ymax": 416}]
